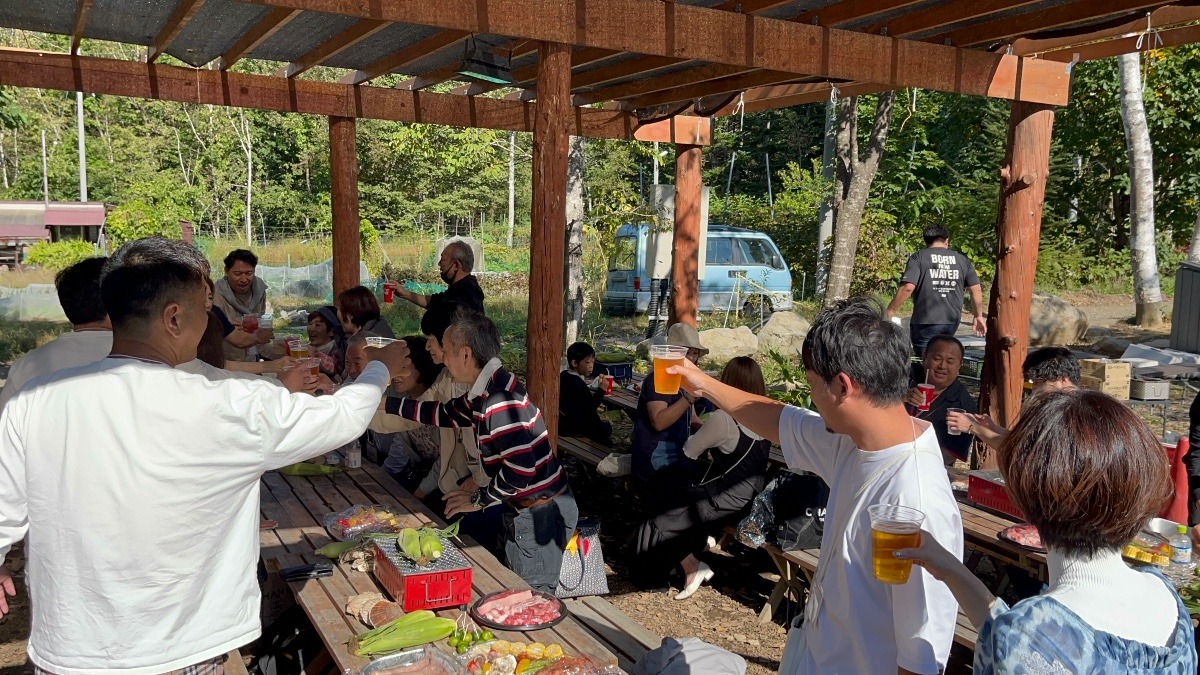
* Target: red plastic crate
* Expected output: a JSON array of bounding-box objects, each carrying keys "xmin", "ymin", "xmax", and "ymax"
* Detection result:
[
  {"xmin": 372, "ymin": 539, "xmax": 473, "ymax": 612},
  {"xmin": 967, "ymin": 471, "xmax": 1024, "ymax": 521}
]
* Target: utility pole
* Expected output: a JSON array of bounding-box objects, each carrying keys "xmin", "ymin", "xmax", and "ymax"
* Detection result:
[
  {"xmin": 40, "ymin": 130, "xmax": 49, "ymax": 204},
  {"xmin": 76, "ymin": 92, "xmax": 87, "ymax": 202}
]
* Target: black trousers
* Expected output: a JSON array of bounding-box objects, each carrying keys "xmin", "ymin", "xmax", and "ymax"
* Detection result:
[
  {"xmin": 633, "ymin": 473, "xmax": 759, "ymax": 587},
  {"xmin": 1187, "ymin": 390, "xmax": 1200, "ymax": 525}
]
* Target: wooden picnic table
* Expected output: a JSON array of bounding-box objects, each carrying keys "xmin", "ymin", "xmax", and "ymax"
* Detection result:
[
  {"xmin": 258, "ymin": 462, "xmax": 625, "ymax": 674},
  {"xmin": 957, "ymin": 497, "xmax": 1048, "ymax": 584}
]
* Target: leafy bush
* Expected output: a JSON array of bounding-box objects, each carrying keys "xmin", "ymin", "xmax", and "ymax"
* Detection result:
[
  {"xmin": 26, "ymin": 240, "xmax": 96, "ymax": 271},
  {"xmin": 763, "ymin": 350, "xmax": 812, "ymax": 409}
]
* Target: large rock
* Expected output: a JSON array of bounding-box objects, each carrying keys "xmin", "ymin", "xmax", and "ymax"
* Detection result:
[
  {"xmin": 1028, "ymin": 293, "xmax": 1089, "ymax": 346},
  {"xmin": 699, "ymin": 326, "xmax": 759, "ymax": 363},
  {"xmin": 756, "ymin": 311, "xmax": 811, "ymax": 358},
  {"xmin": 1090, "ymin": 336, "xmax": 1132, "ymax": 358}
]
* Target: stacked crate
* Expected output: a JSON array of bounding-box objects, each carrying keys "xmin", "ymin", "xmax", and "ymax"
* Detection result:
[{"xmin": 1079, "ymin": 358, "xmax": 1131, "ymax": 400}]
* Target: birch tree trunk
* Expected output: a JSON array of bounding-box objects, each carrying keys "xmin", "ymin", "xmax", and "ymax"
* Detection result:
[
  {"xmin": 564, "ymin": 135, "xmax": 586, "ymax": 346},
  {"xmin": 823, "ymin": 91, "xmax": 897, "ymax": 306},
  {"xmin": 815, "ymin": 96, "xmax": 837, "ymax": 297},
  {"xmin": 1189, "ymin": 207, "xmax": 1200, "ymax": 263},
  {"xmin": 507, "ymin": 130, "xmax": 517, "ymax": 248},
  {"xmin": 1117, "ymin": 52, "xmax": 1164, "ymax": 327}
]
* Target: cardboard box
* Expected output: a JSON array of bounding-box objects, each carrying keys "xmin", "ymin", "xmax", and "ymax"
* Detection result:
[
  {"xmin": 1079, "ymin": 358, "xmax": 1132, "ymax": 383},
  {"xmin": 1080, "ymin": 359, "xmax": 1131, "ymax": 399}
]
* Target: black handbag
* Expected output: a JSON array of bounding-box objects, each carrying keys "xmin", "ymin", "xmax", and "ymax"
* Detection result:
[
  {"xmin": 738, "ymin": 471, "xmax": 829, "ymax": 551},
  {"xmin": 772, "ymin": 472, "xmax": 829, "ymax": 550}
]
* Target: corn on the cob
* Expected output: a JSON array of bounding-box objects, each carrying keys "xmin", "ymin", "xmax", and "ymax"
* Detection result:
[
  {"xmin": 351, "ymin": 614, "xmax": 455, "ymax": 656},
  {"xmin": 314, "ymin": 540, "xmax": 359, "ymax": 559},
  {"xmin": 419, "ymin": 528, "xmax": 443, "ymax": 563},
  {"xmin": 279, "ymin": 462, "xmax": 341, "ymax": 476}
]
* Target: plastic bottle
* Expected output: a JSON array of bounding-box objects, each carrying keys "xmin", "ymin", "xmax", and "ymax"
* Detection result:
[
  {"xmin": 346, "ymin": 445, "xmax": 362, "ymax": 469},
  {"xmin": 1170, "ymin": 524, "xmax": 1192, "ymax": 565}
]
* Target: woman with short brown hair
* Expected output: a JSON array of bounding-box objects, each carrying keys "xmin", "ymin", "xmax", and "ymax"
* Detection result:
[
  {"xmin": 336, "ymin": 286, "xmax": 396, "ymax": 338},
  {"xmin": 899, "ymin": 389, "xmax": 1196, "ymax": 672}
]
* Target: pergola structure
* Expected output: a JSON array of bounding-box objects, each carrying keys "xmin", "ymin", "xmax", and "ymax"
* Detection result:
[{"xmin": 1, "ymin": 1, "xmax": 1197, "ymax": 450}]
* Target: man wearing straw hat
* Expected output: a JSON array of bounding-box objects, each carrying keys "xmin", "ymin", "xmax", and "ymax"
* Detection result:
[{"xmin": 630, "ymin": 323, "xmax": 712, "ymax": 486}]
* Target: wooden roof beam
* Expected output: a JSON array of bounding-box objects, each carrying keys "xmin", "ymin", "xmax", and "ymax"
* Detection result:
[
  {"xmin": 70, "ymin": 0, "xmax": 93, "ymax": 54},
  {"xmin": 278, "ymin": 18, "xmax": 389, "ymax": 78},
  {"xmin": 395, "ymin": 64, "xmax": 461, "ymax": 91},
  {"xmin": 1010, "ymin": 5, "xmax": 1200, "ymax": 55},
  {"xmin": 727, "ymin": 81, "xmax": 892, "ymax": 114},
  {"xmin": 469, "ymin": 46, "xmax": 618, "ymax": 99},
  {"xmin": 574, "ymin": 62, "xmax": 764, "ymax": 106},
  {"xmin": 624, "ymin": 69, "xmax": 809, "ymax": 110},
  {"xmin": 147, "ymin": 0, "xmax": 206, "ymax": 63},
  {"xmin": 216, "ymin": 7, "xmax": 301, "ymax": 70},
  {"xmin": 713, "ymin": 0, "xmax": 797, "ymax": 13},
  {"xmin": 863, "ymin": 0, "xmax": 1049, "ymax": 38},
  {"xmin": 238, "ymin": 0, "xmax": 1069, "ymax": 104},
  {"xmin": 792, "ymin": 0, "xmax": 929, "ymax": 27},
  {"xmin": 0, "ymin": 47, "xmax": 710, "ymax": 144},
  {"xmin": 934, "ymin": 0, "xmax": 1173, "ymax": 48},
  {"xmin": 343, "ymin": 30, "xmax": 469, "ymax": 85},
  {"xmin": 1040, "ymin": 22, "xmax": 1200, "ymax": 63}
]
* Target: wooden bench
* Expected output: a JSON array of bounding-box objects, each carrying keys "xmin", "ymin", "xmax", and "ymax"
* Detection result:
[
  {"xmin": 759, "ymin": 543, "xmax": 979, "ymax": 650},
  {"xmin": 224, "ymin": 649, "xmax": 249, "ymax": 675},
  {"xmin": 557, "ymin": 435, "xmax": 615, "ymax": 467},
  {"xmin": 563, "ymin": 596, "xmax": 663, "ymax": 671}
]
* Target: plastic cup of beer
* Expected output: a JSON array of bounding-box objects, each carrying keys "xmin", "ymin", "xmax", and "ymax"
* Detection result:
[
  {"xmin": 301, "ymin": 357, "xmax": 320, "ymax": 377},
  {"xmin": 946, "ymin": 408, "xmax": 966, "ymax": 435},
  {"xmin": 868, "ymin": 504, "xmax": 925, "ymax": 584},
  {"xmin": 292, "ymin": 340, "xmax": 311, "ymax": 358},
  {"xmin": 241, "ymin": 314, "xmax": 259, "ymax": 334},
  {"xmin": 916, "ymin": 383, "xmax": 935, "ymax": 411},
  {"xmin": 651, "ymin": 345, "xmax": 689, "ymax": 395}
]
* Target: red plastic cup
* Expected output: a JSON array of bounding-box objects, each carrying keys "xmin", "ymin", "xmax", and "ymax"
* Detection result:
[
  {"xmin": 603, "ymin": 375, "xmax": 614, "ymax": 395},
  {"xmin": 917, "ymin": 383, "xmax": 936, "ymax": 411},
  {"xmin": 242, "ymin": 314, "xmax": 259, "ymax": 333},
  {"xmin": 383, "ymin": 284, "xmax": 394, "ymax": 304}
]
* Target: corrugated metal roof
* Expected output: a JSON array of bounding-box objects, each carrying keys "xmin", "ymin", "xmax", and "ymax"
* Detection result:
[
  {"xmin": 0, "ymin": 1, "xmax": 75, "ymax": 36},
  {"xmin": 246, "ymin": 10, "xmax": 359, "ymax": 63},
  {"xmin": 167, "ymin": 0, "xmax": 275, "ymax": 67},
  {"xmin": 45, "ymin": 203, "xmax": 107, "ymax": 227},
  {"xmin": 87, "ymin": 0, "xmax": 177, "ymax": 46},
  {"xmin": 321, "ymin": 22, "xmax": 444, "ymax": 71},
  {"xmin": 0, "ymin": 225, "xmax": 50, "ymax": 241}
]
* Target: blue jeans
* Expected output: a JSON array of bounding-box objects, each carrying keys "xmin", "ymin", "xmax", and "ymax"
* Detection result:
[
  {"xmin": 502, "ymin": 489, "xmax": 579, "ymax": 593},
  {"xmin": 910, "ymin": 323, "xmax": 958, "ymax": 356}
]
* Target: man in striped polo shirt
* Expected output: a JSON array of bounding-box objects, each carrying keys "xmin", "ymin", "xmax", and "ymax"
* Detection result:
[{"xmin": 385, "ymin": 310, "xmax": 576, "ymax": 591}]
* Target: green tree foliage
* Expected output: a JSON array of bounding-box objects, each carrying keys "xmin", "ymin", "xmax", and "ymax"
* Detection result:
[{"xmin": 26, "ymin": 240, "xmax": 94, "ymax": 271}]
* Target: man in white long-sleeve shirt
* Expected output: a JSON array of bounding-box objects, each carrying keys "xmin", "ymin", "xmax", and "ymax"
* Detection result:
[
  {"xmin": 0, "ymin": 257, "xmax": 113, "ymax": 411},
  {"xmin": 0, "ymin": 237, "xmax": 411, "ymax": 675}
]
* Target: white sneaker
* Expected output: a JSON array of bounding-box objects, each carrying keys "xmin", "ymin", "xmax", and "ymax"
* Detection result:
[
  {"xmin": 674, "ymin": 562, "xmax": 714, "ymax": 600},
  {"xmin": 705, "ymin": 536, "xmax": 718, "ymax": 550}
]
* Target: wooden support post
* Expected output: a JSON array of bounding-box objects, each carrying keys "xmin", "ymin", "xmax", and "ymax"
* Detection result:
[
  {"xmin": 329, "ymin": 116, "xmax": 360, "ymax": 298},
  {"xmin": 526, "ymin": 41, "xmax": 572, "ymax": 443},
  {"xmin": 977, "ymin": 101, "xmax": 1055, "ymax": 470},
  {"xmin": 670, "ymin": 144, "xmax": 702, "ymax": 327}
]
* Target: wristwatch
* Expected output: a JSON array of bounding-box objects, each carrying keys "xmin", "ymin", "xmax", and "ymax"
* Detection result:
[{"xmin": 469, "ymin": 488, "xmax": 487, "ymax": 508}]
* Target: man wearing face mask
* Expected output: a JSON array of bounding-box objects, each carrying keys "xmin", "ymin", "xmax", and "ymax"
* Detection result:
[{"xmin": 391, "ymin": 240, "xmax": 485, "ymax": 316}]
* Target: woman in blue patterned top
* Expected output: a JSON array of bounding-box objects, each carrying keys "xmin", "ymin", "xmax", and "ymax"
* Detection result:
[{"xmin": 897, "ymin": 389, "xmax": 1197, "ymax": 673}]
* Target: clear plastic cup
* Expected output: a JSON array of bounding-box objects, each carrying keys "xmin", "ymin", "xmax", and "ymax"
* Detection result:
[
  {"xmin": 651, "ymin": 345, "xmax": 689, "ymax": 395},
  {"xmin": 241, "ymin": 314, "xmax": 259, "ymax": 333},
  {"xmin": 365, "ymin": 336, "xmax": 399, "ymax": 348},
  {"xmin": 868, "ymin": 504, "xmax": 925, "ymax": 584},
  {"xmin": 946, "ymin": 408, "xmax": 966, "ymax": 435},
  {"xmin": 291, "ymin": 341, "xmax": 311, "ymax": 358}
]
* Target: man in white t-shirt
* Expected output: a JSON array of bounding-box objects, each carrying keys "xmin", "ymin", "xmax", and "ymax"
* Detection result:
[
  {"xmin": 0, "ymin": 257, "xmax": 113, "ymax": 410},
  {"xmin": 669, "ymin": 299, "xmax": 963, "ymax": 674},
  {"xmin": 0, "ymin": 237, "xmax": 413, "ymax": 675}
]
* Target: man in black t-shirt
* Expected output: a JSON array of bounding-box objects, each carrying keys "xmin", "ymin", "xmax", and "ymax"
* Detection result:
[
  {"xmin": 393, "ymin": 240, "xmax": 486, "ymax": 316},
  {"xmin": 886, "ymin": 224, "xmax": 985, "ymax": 355}
]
